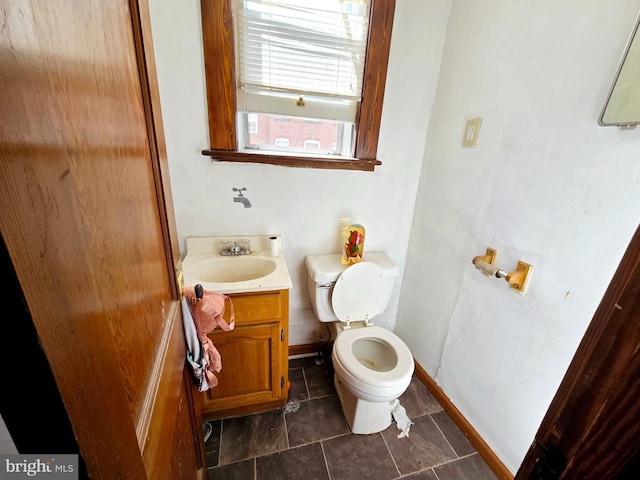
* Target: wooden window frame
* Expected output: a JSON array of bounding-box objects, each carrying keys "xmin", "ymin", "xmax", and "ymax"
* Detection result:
[{"xmin": 200, "ymin": 0, "xmax": 395, "ymax": 172}]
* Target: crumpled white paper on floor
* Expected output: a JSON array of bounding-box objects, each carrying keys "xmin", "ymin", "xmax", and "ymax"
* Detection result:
[{"xmin": 390, "ymin": 399, "xmax": 413, "ymax": 438}]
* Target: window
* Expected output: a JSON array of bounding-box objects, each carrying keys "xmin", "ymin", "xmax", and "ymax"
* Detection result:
[
  {"xmin": 200, "ymin": 0, "xmax": 395, "ymax": 171},
  {"xmin": 275, "ymin": 137, "xmax": 290, "ymax": 147},
  {"xmin": 304, "ymin": 140, "xmax": 320, "ymax": 151},
  {"xmin": 247, "ymin": 113, "xmax": 258, "ymax": 134}
]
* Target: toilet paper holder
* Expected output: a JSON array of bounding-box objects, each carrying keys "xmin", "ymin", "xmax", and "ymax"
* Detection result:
[{"xmin": 472, "ymin": 247, "xmax": 532, "ymax": 294}]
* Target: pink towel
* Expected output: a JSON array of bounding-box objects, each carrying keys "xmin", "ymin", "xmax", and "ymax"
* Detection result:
[{"xmin": 183, "ymin": 286, "xmax": 235, "ymax": 389}]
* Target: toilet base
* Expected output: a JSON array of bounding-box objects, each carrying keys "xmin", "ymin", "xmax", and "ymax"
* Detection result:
[{"xmin": 334, "ymin": 373, "xmax": 392, "ymax": 434}]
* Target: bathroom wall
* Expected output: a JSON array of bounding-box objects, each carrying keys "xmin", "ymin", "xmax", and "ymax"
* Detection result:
[
  {"xmin": 396, "ymin": 0, "xmax": 640, "ymax": 474},
  {"xmin": 148, "ymin": 0, "xmax": 451, "ymax": 344},
  {"xmin": 150, "ymin": 0, "xmax": 640, "ymax": 474}
]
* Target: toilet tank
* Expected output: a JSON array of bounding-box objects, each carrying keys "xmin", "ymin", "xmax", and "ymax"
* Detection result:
[{"xmin": 305, "ymin": 252, "xmax": 399, "ymax": 323}]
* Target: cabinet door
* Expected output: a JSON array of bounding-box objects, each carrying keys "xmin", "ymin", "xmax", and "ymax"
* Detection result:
[{"xmin": 203, "ymin": 322, "xmax": 285, "ymax": 416}]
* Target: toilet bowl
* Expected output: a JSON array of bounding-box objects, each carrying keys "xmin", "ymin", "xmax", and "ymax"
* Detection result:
[{"xmin": 305, "ymin": 253, "xmax": 414, "ymax": 434}]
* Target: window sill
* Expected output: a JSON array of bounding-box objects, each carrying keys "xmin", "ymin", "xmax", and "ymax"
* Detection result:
[{"xmin": 201, "ymin": 149, "xmax": 381, "ymax": 172}]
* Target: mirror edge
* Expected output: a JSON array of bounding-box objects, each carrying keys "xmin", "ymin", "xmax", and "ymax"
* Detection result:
[{"xmin": 598, "ymin": 11, "xmax": 640, "ymax": 128}]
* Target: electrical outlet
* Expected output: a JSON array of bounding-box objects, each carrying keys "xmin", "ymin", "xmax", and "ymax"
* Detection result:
[{"xmin": 463, "ymin": 117, "xmax": 482, "ymax": 147}]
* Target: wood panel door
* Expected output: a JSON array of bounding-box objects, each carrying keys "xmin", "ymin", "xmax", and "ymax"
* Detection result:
[
  {"xmin": 516, "ymin": 224, "xmax": 640, "ymax": 479},
  {"xmin": 0, "ymin": 1, "xmax": 202, "ymax": 478}
]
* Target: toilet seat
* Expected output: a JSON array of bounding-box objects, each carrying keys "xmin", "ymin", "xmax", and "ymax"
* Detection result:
[
  {"xmin": 331, "ymin": 262, "xmax": 387, "ymax": 325},
  {"xmin": 333, "ymin": 326, "xmax": 414, "ymax": 392}
]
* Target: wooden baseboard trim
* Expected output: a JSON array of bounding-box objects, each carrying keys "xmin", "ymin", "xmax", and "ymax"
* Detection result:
[
  {"xmin": 413, "ymin": 361, "xmax": 514, "ymax": 480},
  {"xmin": 288, "ymin": 343, "xmax": 318, "ymax": 357}
]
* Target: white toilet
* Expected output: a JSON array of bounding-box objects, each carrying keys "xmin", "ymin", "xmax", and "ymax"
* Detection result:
[{"xmin": 305, "ymin": 252, "xmax": 414, "ymax": 434}]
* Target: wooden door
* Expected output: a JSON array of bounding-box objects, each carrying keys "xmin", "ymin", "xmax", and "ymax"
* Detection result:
[
  {"xmin": 0, "ymin": 1, "xmax": 202, "ymax": 478},
  {"xmin": 516, "ymin": 224, "xmax": 640, "ymax": 479}
]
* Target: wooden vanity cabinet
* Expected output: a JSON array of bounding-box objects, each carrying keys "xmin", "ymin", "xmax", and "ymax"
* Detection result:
[{"xmin": 201, "ymin": 289, "xmax": 290, "ymax": 419}]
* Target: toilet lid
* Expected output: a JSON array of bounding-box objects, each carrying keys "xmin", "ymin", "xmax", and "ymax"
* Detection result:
[{"xmin": 331, "ymin": 262, "xmax": 387, "ymax": 323}]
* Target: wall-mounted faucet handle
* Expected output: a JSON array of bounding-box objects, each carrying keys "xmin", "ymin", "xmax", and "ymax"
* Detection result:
[{"xmin": 232, "ymin": 187, "xmax": 247, "ymax": 197}]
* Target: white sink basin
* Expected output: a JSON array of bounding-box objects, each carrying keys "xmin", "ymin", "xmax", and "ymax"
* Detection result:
[
  {"xmin": 182, "ymin": 235, "xmax": 292, "ymax": 294},
  {"xmin": 187, "ymin": 256, "xmax": 277, "ymax": 283}
]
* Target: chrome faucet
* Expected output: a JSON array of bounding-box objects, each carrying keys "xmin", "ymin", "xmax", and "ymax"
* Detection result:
[
  {"xmin": 220, "ymin": 240, "xmax": 251, "ymax": 256},
  {"xmin": 233, "ymin": 187, "xmax": 252, "ymax": 208}
]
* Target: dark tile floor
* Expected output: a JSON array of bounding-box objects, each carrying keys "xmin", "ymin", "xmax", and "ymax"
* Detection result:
[{"xmin": 204, "ymin": 355, "xmax": 498, "ymax": 480}]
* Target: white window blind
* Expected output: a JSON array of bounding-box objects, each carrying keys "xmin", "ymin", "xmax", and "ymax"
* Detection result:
[{"xmin": 235, "ymin": 0, "xmax": 370, "ymax": 122}]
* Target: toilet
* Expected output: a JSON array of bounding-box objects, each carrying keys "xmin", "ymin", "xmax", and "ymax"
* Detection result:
[{"xmin": 305, "ymin": 252, "xmax": 414, "ymax": 434}]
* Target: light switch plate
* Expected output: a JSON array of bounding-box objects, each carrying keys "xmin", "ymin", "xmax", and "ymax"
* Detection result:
[{"xmin": 463, "ymin": 117, "xmax": 482, "ymax": 147}]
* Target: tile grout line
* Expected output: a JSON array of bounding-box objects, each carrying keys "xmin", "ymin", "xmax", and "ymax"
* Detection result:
[
  {"xmin": 428, "ymin": 412, "xmax": 460, "ymax": 458},
  {"xmin": 319, "ymin": 441, "xmax": 333, "ymax": 480},
  {"xmin": 283, "ymin": 404, "xmax": 291, "ymax": 450},
  {"xmin": 217, "ymin": 420, "xmax": 223, "ymax": 468},
  {"xmin": 279, "ymin": 424, "xmax": 351, "ymax": 451},
  {"xmin": 429, "ymin": 452, "xmax": 483, "ymax": 471},
  {"xmin": 380, "ymin": 430, "xmax": 402, "ymax": 479},
  {"xmin": 298, "ymin": 392, "xmax": 336, "ymax": 403},
  {"xmin": 395, "ymin": 467, "xmax": 440, "ymax": 480},
  {"xmin": 301, "ymin": 365, "xmax": 310, "ymax": 399}
]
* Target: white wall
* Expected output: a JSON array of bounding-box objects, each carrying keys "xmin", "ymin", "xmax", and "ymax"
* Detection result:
[
  {"xmin": 148, "ymin": 0, "xmax": 450, "ymax": 345},
  {"xmin": 396, "ymin": 0, "xmax": 640, "ymax": 474}
]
